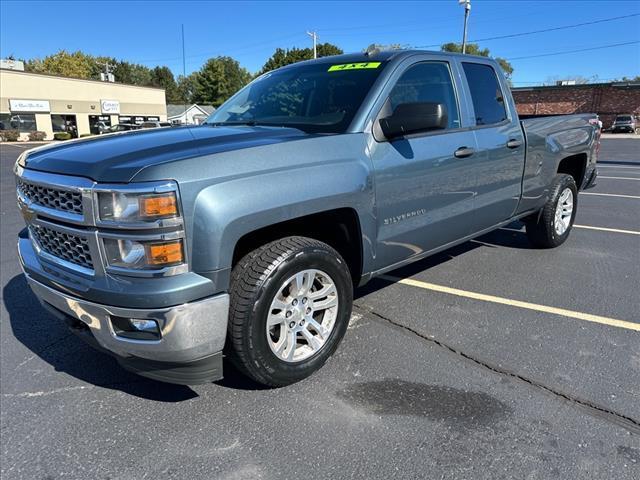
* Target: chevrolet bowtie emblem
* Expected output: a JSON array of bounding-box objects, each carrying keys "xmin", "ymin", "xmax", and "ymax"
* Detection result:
[{"xmin": 18, "ymin": 198, "xmax": 36, "ymax": 223}]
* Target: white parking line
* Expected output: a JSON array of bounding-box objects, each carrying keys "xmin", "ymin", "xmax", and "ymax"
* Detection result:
[
  {"xmin": 598, "ymin": 176, "xmax": 640, "ymax": 181},
  {"xmin": 0, "ymin": 143, "xmax": 30, "ymax": 149},
  {"xmin": 573, "ymin": 225, "xmax": 640, "ymax": 235},
  {"xmin": 380, "ymin": 275, "xmax": 640, "ymax": 332},
  {"xmin": 580, "ymin": 192, "xmax": 640, "ymax": 199},
  {"xmin": 597, "ymin": 165, "xmax": 640, "ymax": 169},
  {"xmin": 500, "ymin": 225, "xmax": 640, "ymax": 236}
]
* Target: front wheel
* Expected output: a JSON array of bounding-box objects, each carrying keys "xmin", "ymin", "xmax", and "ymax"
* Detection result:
[
  {"xmin": 227, "ymin": 236, "xmax": 353, "ymax": 387},
  {"xmin": 525, "ymin": 174, "xmax": 578, "ymax": 248}
]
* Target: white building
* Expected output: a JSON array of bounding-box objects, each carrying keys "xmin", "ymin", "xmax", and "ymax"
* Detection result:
[
  {"xmin": 1, "ymin": 68, "xmax": 167, "ymax": 139},
  {"xmin": 167, "ymin": 104, "xmax": 215, "ymax": 125}
]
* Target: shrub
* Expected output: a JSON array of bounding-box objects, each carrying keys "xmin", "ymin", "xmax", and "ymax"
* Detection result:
[
  {"xmin": 53, "ymin": 132, "xmax": 72, "ymax": 141},
  {"xmin": 80, "ymin": 133, "xmax": 93, "ymax": 138},
  {"xmin": 0, "ymin": 130, "xmax": 20, "ymax": 142},
  {"xmin": 28, "ymin": 131, "xmax": 47, "ymax": 141}
]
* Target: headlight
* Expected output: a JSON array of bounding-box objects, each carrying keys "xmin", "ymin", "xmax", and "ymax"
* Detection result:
[
  {"xmin": 98, "ymin": 191, "xmax": 179, "ymax": 222},
  {"xmin": 103, "ymin": 238, "xmax": 185, "ymax": 270}
]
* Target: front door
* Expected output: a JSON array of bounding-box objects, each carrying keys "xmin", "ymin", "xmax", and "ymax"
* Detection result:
[{"xmin": 369, "ymin": 60, "xmax": 479, "ymax": 271}]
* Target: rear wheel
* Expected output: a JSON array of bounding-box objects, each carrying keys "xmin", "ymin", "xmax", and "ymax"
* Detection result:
[
  {"xmin": 227, "ymin": 236, "xmax": 353, "ymax": 387},
  {"xmin": 525, "ymin": 174, "xmax": 577, "ymax": 248}
]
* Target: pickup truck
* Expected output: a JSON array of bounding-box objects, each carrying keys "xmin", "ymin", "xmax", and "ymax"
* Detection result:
[{"xmin": 15, "ymin": 50, "xmax": 599, "ymax": 387}]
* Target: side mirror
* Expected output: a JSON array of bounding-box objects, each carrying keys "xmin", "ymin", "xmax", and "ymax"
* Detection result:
[{"xmin": 379, "ymin": 102, "xmax": 448, "ymax": 140}]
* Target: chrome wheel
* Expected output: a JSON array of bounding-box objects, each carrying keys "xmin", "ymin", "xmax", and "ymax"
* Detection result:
[
  {"xmin": 266, "ymin": 269, "xmax": 339, "ymax": 363},
  {"xmin": 554, "ymin": 187, "xmax": 573, "ymax": 235}
]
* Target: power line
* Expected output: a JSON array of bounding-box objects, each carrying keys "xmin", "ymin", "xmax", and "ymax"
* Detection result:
[
  {"xmin": 323, "ymin": 8, "xmax": 551, "ymax": 37},
  {"xmin": 135, "ymin": 32, "xmax": 302, "ymax": 64},
  {"xmin": 414, "ymin": 12, "xmax": 640, "ymax": 48},
  {"xmin": 472, "ymin": 13, "xmax": 639, "ymax": 43},
  {"xmin": 506, "ymin": 40, "xmax": 640, "ymax": 61}
]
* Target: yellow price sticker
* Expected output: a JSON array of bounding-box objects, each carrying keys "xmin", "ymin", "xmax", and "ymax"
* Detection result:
[{"xmin": 328, "ymin": 62, "xmax": 381, "ymax": 72}]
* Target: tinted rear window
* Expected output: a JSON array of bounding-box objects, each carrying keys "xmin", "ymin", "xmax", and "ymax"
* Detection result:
[
  {"xmin": 462, "ymin": 63, "xmax": 508, "ymax": 126},
  {"xmin": 616, "ymin": 116, "xmax": 632, "ymax": 122}
]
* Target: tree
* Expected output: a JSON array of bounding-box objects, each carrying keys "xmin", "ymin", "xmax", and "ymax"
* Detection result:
[
  {"xmin": 151, "ymin": 66, "xmax": 180, "ymax": 103},
  {"xmin": 259, "ymin": 43, "xmax": 343, "ymax": 74},
  {"xmin": 25, "ymin": 50, "xmax": 95, "ymax": 79},
  {"xmin": 616, "ymin": 75, "xmax": 640, "ymax": 82},
  {"xmin": 192, "ymin": 57, "xmax": 252, "ymax": 106},
  {"xmin": 176, "ymin": 73, "xmax": 198, "ymax": 105},
  {"xmin": 441, "ymin": 42, "xmax": 514, "ymax": 79}
]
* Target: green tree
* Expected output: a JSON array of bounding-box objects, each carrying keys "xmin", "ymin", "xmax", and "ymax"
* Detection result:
[
  {"xmin": 617, "ymin": 75, "xmax": 640, "ymax": 82},
  {"xmin": 192, "ymin": 56, "xmax": 252, "ymax": 106},
  {"xmin": 25, "ymin": 50, "xmax": 95, "ymax": 78},
  {"xmin": 150, "ymin": 66, "xmax": 180, "ymax": 103},
  {"xmin": 111, "ymin": 61, "xmax": 153, "ymax": 85},
  {"xmin": 441, "ymin": 42, "xmax": 514, "ymax": 79},
  {"xmin": 259, "ymin": 43, "xmax": 343, "ymax": 74},
  {"xmin": 176, "ymin": 73, "xmax": 198, "ymax": 105}
]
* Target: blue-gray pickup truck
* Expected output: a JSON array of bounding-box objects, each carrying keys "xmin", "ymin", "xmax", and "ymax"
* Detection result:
[{"xmin": 15, "ymin": 50, "xmax": 599, "ymax": 386}]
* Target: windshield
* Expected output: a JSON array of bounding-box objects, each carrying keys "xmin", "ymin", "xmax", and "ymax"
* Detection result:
[
  {"xmin": 206, "ymin": 61, "xmax": 387, "ymax": 134},
  {"xmin": 616, "ymin": 116, "xmax": 632, "ymax": 122}
]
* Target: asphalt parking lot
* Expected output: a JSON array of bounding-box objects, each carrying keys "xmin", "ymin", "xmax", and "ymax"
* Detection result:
[{"xmin": 1, "ymin": 137, "xmax": 638, "ymax": 479}]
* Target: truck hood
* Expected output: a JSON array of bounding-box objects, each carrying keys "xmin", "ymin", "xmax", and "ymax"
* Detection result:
[{"xmin": 22, "ymin": 125, "xmax": 308, "ymax": 183}]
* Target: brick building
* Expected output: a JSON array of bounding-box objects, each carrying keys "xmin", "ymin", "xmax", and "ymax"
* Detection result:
[{"xmin": 512, "ymin": 82, "xmax": 640, "ymax": 129}]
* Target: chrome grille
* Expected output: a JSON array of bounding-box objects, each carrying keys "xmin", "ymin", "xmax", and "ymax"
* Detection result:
[
  {"xmin": 30, "ymin": 225, "xmax": 93, "ymax": 270},
  {"xmin": 17, "ymin": 179, "xmax": 83, "ymax": 215}
]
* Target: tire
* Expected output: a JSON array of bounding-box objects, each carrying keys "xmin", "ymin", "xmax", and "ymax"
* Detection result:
[
  {"xmin": 525, "ymin": 174, "xmax": 577, "ymax": 248},
  {"xmin": 227, "ymin": 236, "xmax": 353, "ymax": 387}
]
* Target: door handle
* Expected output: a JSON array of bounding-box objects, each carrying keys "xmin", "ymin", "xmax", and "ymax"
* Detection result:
[
  {"xmin": 454, "ymin": 147, "xmax": 475, "ymax": 158},
  {"xmin": 507, "ymin": 139, "xmax": 523, "ymax": 149}
]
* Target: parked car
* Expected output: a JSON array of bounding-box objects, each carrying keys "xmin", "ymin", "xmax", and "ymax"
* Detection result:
[
  {"xmin": 94, "ymin": 121, "xmax": 111, "ymax": 134},
  {"xmin": 15, "ymin": 51, "xmax": 599, "ymax": 387},
  {"xmin": 611, "ymin": 114, "xmax": 637, "ymax": 133},
  {"xmin": 108, "ymin": 123, "xmax": 142, "ymax": 132},
  {"xmin": 140, "ymin": 121, "xmax": 172, "ymax": 129}
]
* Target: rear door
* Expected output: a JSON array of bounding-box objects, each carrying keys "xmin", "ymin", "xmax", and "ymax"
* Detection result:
[
  {"xmin": 368, "ymin": 56, "xmax": 480, "ymax": 271},
  {"xmin": 459, "ymin": 61, "xmax": 525, "ymax": 232}
]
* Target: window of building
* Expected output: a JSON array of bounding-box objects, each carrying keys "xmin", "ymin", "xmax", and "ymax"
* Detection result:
[
  {"xmin": 462, "ymin": 63, "xmax": 508, "ymax": 126},
  {"xmin": 0, "ymin": 113, "xmax": 37, "ymax": 132},
  {"xmin": 51, "ymin": 114, "xmax": 78, "ymax": 137},
  {"xmin": 388, "ymin": 62, "xmax": 461, "ymax": 129},
  {"xmin": 89, "ymin": 115, "xmax": 111, "ymax": 134}
]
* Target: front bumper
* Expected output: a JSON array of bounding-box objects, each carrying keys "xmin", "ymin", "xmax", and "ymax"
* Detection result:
[
  {"xmin": 25, "ymin": 274, "xmax": 229, "ymax": 384},
  {"xmin": 19, "ymin": 236, "xmax": 230, "ymax": 384}
]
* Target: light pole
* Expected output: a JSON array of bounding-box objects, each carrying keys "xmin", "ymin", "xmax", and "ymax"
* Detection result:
[
  {"xmin": 459, "ymin": 0, "xmax": 471, "ymax": 54},
  {"xmin": 306, "ymin": 31, "xmax": 318, "ymax": 59}
]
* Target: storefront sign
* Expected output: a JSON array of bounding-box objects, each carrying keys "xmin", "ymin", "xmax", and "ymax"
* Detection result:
[
  {"xmin": 9, "ymin": 99, "xmax": 50, "ymax": 112},
  {"xmin": 101, "ymin": 99, "xmax": 120, "ymax": 114}
]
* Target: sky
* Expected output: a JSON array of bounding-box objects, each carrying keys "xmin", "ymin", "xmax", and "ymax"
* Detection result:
[{"xmin": 1, "ymin": 0, "xmax": 639, "ymax": 86}]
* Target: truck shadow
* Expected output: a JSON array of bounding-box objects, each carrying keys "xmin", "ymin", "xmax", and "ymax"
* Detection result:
[{"xmin": 3, "ymin": 275, "xmax": 198, "ymax": 402}]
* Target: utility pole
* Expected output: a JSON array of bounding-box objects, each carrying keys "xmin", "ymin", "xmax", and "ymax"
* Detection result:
[
  {"xmin": 182, "ymin": 24, "xmax": 187, "ymax": 123},
  {"xmin": 306, "ymin": 31, "xmax": 318, "ymax": 59},
  {"xmin": 459, "ymin": 0, "xmax": 471, "ymax": 54}
]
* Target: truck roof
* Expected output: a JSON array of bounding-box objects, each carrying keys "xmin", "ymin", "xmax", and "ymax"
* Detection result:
[{"xmin": 277, "ymin": 49, "xmax": 494, "ymax": 70}]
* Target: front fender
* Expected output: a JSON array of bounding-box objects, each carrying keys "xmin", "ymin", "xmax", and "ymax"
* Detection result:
[{"xmin": 189, "ymin": 156, "xmax": 375, "ymax": 276}]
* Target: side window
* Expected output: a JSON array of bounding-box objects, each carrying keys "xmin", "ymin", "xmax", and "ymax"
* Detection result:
[
  {"xmin": 388, "ymin": 62, "xmax": 461, "ymax": 129},
  {"xmin": 462, "ymin": 62, "xmax": 508, "ymax": 125}
]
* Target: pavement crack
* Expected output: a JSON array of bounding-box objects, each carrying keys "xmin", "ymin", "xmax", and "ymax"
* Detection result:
[{"xmin": 354, "ymin": 303, "xmax": 640, "ymax": 434}]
